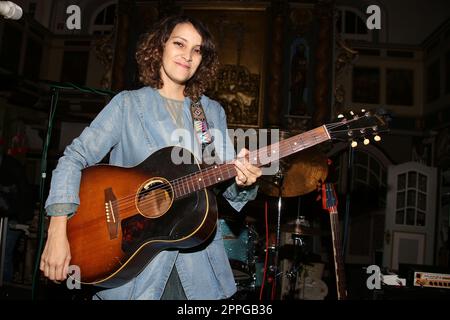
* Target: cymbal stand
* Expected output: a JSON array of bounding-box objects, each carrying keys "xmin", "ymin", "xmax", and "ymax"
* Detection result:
[
  {"xmin": 268, "ymin": 169, "xmax": 284, "ymax": 299},
  {"xmin": 285, "ymin": 231, "xmax": 305, "ymax": 299}
]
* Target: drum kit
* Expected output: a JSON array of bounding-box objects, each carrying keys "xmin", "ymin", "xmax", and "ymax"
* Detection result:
[{"xmin": 221, "ymin": 130, "xmax": 329, "ymax": 300}]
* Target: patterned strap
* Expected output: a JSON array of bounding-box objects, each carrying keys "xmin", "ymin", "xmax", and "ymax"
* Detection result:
[{"xmin": 190, "ymin": 100, "xmax": 213, "ymax": 151}]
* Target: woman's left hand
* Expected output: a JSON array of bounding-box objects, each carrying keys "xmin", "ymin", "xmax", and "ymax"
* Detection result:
[{"xmin": 234, "ymin": 148, "xmax": 262, "ymax": 187}]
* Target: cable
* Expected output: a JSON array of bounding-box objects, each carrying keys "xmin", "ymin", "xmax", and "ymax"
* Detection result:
[{"xmin": 31, "ymin": 87, "xmax": 59, "ymax": 300}]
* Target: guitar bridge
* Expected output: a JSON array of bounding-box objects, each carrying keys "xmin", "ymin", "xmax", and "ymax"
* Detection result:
[{"xmin": 105, "ymin": 188, "xmax": 119, "ymax": 239}]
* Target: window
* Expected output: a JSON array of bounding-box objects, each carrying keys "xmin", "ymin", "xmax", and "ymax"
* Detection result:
[
  {"xmin": 426, "ymin": 60, "xmax": 440, "ymax": 102},
  {"xmin": 23, "ymin": 36, "xmax": 42, "ymax": 79},
  {"xmin": 91, "ymin": 3, "xmax": 116, "ymax": 35},
  {"xmin": 446, "ymin": 51, "xmax": 450, "ymax": 94},
  {"xmin": 29, "ymin": 2, "xmax": 37, "ymax": 18},
  {"xmin": 336, "ymin": 8, "xmax": 371, "ymax": 41},
  {"xmin": 353, "ymin": 150, "xmax": 387, "ymax": 208},
  {"xmin": 0, "ymin": 24, "xmax": 23, "ymax": 73},
  {"xmin": 60, "ymin": 51, "xmax": 89, "ymax": 85},
  {"xmin": 386, "ymin": 69, "xmax": 414, "ymax": 106},
  {"xmin": 352, "ymin": 67, "xmax": 380, "ymax": 104},
  {"xmin": 395, "ymin": 172, "xmax": 427, "ymax": 226}
]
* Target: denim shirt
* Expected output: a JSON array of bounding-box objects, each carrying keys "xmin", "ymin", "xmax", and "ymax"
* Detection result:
[{"xmin": 45, "ymin": 87, "xmax": 258, "ymax": 299}]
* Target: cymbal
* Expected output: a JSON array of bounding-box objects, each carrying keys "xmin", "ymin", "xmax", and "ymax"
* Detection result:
[{"xmin": 259, "ymin": 145, "xmax": 328, "ymax": 197}]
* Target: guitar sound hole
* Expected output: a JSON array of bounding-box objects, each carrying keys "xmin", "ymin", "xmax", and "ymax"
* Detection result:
[{"xmin": 136, "ymin": 179, "xmax": 173, "ymax": 218}]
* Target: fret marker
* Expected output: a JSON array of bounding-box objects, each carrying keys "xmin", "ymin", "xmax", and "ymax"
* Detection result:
[
  {"xmin": 294, "ymin": 142, "xmax": 297, "ymax": 145},
  {"xmin": 198, "ymin": 178, "xmax": 202, "ymax": 181},
  {"xmin": 218, "ymin": 177, "xmax": 222, "ymax": 181}
]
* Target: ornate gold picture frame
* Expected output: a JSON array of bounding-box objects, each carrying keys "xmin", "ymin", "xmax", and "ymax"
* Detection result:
[{"xmin": 184, "ymin": 3, "xmax": 268, "ymax": 128}]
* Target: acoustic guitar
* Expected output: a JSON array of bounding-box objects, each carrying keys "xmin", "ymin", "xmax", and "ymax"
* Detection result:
[{"xmin": 66, "ymin": 110, "xmax": 388, "ymax": 287}]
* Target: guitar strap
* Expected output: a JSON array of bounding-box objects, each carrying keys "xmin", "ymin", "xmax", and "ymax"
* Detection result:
[{"xmin": 190, "ymin": 100, "xmax": 216, "ymax": 163}]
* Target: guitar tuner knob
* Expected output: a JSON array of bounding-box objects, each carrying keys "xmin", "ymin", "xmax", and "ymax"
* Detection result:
[
  {"xmin": 363, "ymin": 138, "xmax": 370, "ymax": 145},
  {"xmin": 351, "ymin": 140, "xmax": 358, "ymax": 148},
  {"xmin": 374, "ymin": 135, "xmax": 381, "ymax": 142}
]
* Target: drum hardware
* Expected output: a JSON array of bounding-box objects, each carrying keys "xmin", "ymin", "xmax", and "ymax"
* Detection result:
[
  {"xmin": 225, "ymin": 130, "xmax": 329, "ymax": 299},
  {"xmin": 280, "ymin": 218, "xmax": 321, "ymax": 236},
  {"xmin": 285, "ymin": 231, "xmax": 307, "ymax": 300},
  {"xmin": 219, "ymin": 219, "xmax": 258, "ymax": 287}
]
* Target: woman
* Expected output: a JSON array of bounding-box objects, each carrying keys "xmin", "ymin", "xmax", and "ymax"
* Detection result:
[{"xmin": 40, "ymin": 15, "xmax": 261, "ymax": 300}]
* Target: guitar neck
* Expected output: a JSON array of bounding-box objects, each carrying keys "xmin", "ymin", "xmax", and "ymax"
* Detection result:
[
  {"xmin": 172, "ymin": 126, "xmax": 331, "ymax": 198},
  {"xmin": 330, "ymin": 209, "xmax": 348, "ymax": 300}
]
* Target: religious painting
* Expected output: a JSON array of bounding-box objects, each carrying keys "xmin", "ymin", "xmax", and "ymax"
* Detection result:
[
  {"xmin": 288, "ymin": 38, "xmax": 310, "ymax": 116},
  {"xmin": 183, "ymin": 3, "xmax": 268, "ymax": 128}
]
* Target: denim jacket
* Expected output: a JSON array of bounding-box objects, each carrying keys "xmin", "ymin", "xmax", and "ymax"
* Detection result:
[{"xmin": 45, "ymin": 87, "xmax": 258, "ymax": 299}]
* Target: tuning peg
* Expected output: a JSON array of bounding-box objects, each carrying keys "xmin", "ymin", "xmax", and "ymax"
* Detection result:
[
  {"xmin": 351, "ymin": 140, "xmax": 358, "ymax": 148},
  {"xmin": 361, "ymin": 108, "xmax": 366, "ymax": 113},
  {"xmin": 337, "ymin": 114, "xmax": 344, "ymax": 119},
  {"xmin": 374, "ymin": 135, "xmax": 381, "ymax": 142},
  {"xmin": 363, "ymin": 138, "xmax": 370, "ymax": 145},
  {"xmin": 350, "ymin": 110, "xmax": 355, "ymax": 116}
]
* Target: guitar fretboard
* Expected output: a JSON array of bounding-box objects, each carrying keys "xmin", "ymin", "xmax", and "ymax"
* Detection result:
[{"xmin": 171, "ymin": 126, "xmax": 330, "ymax": 198}]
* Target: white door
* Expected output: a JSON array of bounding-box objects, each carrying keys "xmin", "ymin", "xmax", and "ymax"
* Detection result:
[{"xmin": 383, "ymin": 162, "xmax": 437, "ymax": 271}]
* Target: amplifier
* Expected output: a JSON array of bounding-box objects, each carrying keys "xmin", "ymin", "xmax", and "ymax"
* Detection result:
[
  {"xmin": 414, "ymin": 271, "xmax": 450, "ymax": 289},
  {"xmin": 399, "ymin": 263, "xmax": 450, "ymax": 289}
]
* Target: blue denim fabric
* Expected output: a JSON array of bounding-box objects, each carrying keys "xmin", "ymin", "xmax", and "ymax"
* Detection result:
[{"xmin": 45, "ymin": 87, "xmax": 258, "ymax": 299}]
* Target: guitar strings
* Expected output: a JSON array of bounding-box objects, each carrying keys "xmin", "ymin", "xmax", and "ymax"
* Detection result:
[
  {"xmin": 113, "ymin": 129, "xmax": 326, "ymax": 205},
  {"xmin": 106, "ymin": 120, "xmax": 364, "ymax": 213},
  {"xmin": 110, "ymin": 125, "xmax": 346, "ymax": 212},
  {"xmin": 110, "ymin": 131, "xmax": 331, "ymax": 213}
]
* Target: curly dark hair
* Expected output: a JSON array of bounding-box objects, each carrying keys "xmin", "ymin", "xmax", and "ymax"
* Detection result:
[{"xmin": 136, "ymin": 15, "xmax": 219, "ymax": 101}]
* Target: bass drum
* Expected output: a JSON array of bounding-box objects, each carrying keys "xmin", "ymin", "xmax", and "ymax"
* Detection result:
[{"xmin": 219, "ymin": 218, "xmax": 258, "ymax": 288}]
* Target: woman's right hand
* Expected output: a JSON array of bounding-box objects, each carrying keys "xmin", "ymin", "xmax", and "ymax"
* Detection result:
[{"xmin": 40, "ymin": 215, "xmax": 72, "ymax": 282}]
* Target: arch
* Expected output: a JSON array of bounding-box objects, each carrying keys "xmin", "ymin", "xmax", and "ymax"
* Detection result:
[
  {"xmin": 336, "ymin": 6, "xmax": 371, "ymax": 41},
  {"xmin": 327, "ymin": 142, "xmax": 392, "ymax": 168},
  {"xmin": 336, "ymin": 2, "xmax": 388, "ymax": 43},
  {"xmin": 89, "ymin": 1, "xmax": 117, "ymax": 35}
]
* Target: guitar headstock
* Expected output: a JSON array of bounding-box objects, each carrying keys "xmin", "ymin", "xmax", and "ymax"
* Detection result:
[{"xmin": 325, "ymin": 109, "xmax": 390, "ymax": 147}]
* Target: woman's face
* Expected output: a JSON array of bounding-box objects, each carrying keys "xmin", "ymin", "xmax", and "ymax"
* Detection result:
[{"xmin": 160, "ymin": 22, "xmax": 203, "ymax": 87}]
